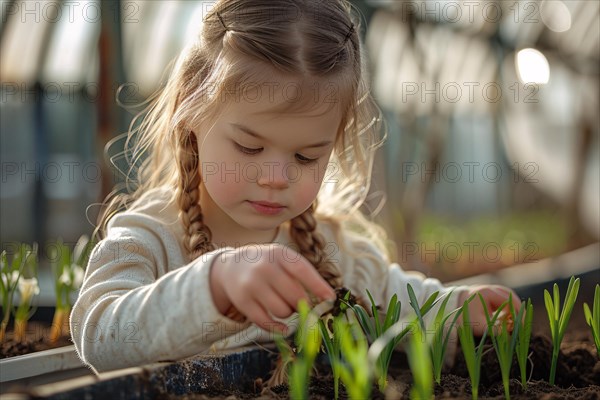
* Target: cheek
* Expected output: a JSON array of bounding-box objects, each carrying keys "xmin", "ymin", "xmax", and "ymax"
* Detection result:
[
  {"xmin": 199, "ymin": 142, "xmax": 247, "ymax": 204},
  {"xmin": 294, "ymin": 166, "xmax": 325, "ymax": 208},
  {"xmin": 202, "ymin": 162, "xmax": 249, "ymax": 205},
  {"xmin": 296, "ymin": 187, "xmax": 319, "ymax": 209}
]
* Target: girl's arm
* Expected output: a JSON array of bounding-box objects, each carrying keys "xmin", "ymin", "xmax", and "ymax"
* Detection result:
[
  {"xmin": 338, "ymin": 230, "xmax": 518, "ymax": 366},
  {"xmin": 331, "ymin": 228, "xmax": 469, "ymax": 321},
  {"xmin": 70, "ymin": 212, "xmax": 249, "ymax": 373},
  {"xmin": 333, "ymin": 229, "xmax": 469, "ymax": 364}
]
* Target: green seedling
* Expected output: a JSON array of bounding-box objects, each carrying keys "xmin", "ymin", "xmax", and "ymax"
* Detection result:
[
  {"xmin": 481, "ymin": 294, "xmax": 524, "ymax": 400},
  {"xmin": 407, "ymin": 322, "xmax": 433, "ymax": 400},
  {"xmin": 49, "ymin": 236, "xmax": 91, "ymax": 343},
  {"xmin": 583, "ymin": 284, "xmax": 599, "ymax": 357},
  {"xmin": 281, "ymin": 299, "xmax": 321, "ymax": 400},
  {"xmin": 318, "ymin": 290, "xmax": 352, "ymax": 399},
  {"xmin": 319, "ymin": 318, "xmax": 342, "ymax": 399},
  {"xmin": 349, "ymin": 289, "xmax": 402, "ymax": 392},
  {"xmin": 0, "ymin": 249, "xmax": 22, "ymax": 342},
  {"xmin": 366, "ymin": 285, "xmax": 442, "ymax": 392},
  {"xmin": 544, "ymin": 276, "xmax": 580, "ymax": 384},
  {"xmin": 335, "ymin": 318, "xmax": 371, "ymax": 400},
  {"xmin": 0, "ymin": 243, "xmax": 38, "ymax": 343},
  {"xmin": 512, "ymin": 298, "xmax": 533, "ymax": 388},
  {"xmin": 429, "ymin": 289, "xmax": 462, "ymax": 384},
  {"xmin": 456, "ymin": 295, "xmax": 487, "ymax": 400}
]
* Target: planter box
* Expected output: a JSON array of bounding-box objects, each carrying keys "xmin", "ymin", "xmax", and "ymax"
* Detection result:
[
  {"xmin": 1, "ymin": 345, "xmax": 277, "ymax": 399},
  {"xmin": 0, "ymin": 345, "xmax": 91, "ymax": 394},
  {"xmin": 2, "ymin": 244, "xmax": 598, "ymax": 399}
]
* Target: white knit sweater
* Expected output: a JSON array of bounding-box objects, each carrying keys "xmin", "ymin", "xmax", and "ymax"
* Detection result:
[{"xmin": 70, "ymin": 187, "xmax": 467, "ymax": 373}]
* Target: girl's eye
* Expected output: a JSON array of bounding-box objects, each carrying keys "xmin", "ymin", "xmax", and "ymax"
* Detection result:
[
  {"xmin": 295, "ymin": 153, "xmax": 318, "ymax": 164},
  {"xmin": 234, "ymin": 142, "xmax": 262, "ymax": 155}
]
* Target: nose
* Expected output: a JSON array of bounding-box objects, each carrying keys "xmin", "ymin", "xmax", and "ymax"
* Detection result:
[{"xmin": 257, "ymin": 161, "xmax": 289, "ymax": 189}]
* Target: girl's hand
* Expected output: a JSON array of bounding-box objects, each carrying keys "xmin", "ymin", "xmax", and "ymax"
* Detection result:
[
  {"xmin": 457, "ymin": 285, "xmax": 522, "ymax": 336},
  {"xmin": 209, "ymin": 244, "xmax": 336, "ymax": 333}
]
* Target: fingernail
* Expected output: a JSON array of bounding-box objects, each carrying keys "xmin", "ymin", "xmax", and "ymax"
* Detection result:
[{"xmin": 277, "ymin": 324, "xmax": 288, "ymax": 335}]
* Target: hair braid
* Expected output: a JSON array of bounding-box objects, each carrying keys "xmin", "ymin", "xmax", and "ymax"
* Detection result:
[
  {"xmin": 289, "ymin": 203, "xmax": 343, "ymax": 290},
  {"xmin": 176, "ymin": 130, "xmax": 216, "ymax": 261},
  {"xmin": 176, "ymin": 130, "xmax": 246, "ymax": 322},
  {"xmin": 290, "ymin": 203, "xmax": 372, "ymax": 311}
]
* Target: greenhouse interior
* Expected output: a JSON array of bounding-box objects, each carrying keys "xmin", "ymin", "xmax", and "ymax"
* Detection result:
[{"xmin": 0, "ymin": 0, "xmax": 599, "ymax": 399}]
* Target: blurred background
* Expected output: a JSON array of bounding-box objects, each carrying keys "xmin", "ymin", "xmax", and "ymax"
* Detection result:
[{"xmin": 0, "ymin": 0, "xmax": 598, "ymax": 305}]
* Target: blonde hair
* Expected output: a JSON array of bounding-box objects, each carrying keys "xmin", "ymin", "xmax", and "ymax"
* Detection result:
[{"xmin": 97, "ymin": 0, "xmax": 389, "ymax": 300}]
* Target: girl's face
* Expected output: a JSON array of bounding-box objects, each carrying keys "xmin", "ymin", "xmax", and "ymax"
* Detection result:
[{"xmin": 197, "ymin": 80, "xmax": 342, "ymax": 236}]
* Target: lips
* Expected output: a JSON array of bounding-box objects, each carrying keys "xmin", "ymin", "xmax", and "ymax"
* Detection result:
[{"xmin": 247, "ymin": 200, "xmax": 285, "ymax": 215}]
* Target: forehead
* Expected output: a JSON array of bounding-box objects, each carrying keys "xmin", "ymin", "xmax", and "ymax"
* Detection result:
[{"xmin": 219, "ymin": 78, "xmax": 343, "ymax": 143}]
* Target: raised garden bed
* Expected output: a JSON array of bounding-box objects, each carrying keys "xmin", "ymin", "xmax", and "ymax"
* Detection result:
[
  {"xmin": 1, "ymin": 346, "xmax": 277, "ymax": 400},
  {"xmin": 1, "ymin": 320, "xmax": 72, "ymax": 359},
  {"xmin": 2, "ymin": 263, "xmax": 599, "ymax": 399}
]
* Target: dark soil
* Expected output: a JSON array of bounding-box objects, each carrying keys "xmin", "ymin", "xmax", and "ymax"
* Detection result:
[
  {"xmin": 0, "ymin": 321, "xmax": 73, "ymax": 358},
  {"xmin": 157, "ymin": 279, "xmax": 600, "ymax": 400},
  {"xmin": 152, "ymin": 328, "xmax": 600, "ymax": 400}
]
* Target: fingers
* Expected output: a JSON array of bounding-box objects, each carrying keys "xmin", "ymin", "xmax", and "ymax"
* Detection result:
[
  {"xmin": 255, "ymin": 283, "xmax": 294, "ymax": 319},
  {"xmin": 276, "ymin": 247, "xmax": 336, "ymax": 301},
  {"xmin": 243, "ymin": 301, "xmax": 287, "ymax": 333},
  {"xmin": 481, "ymin": 285, "xmax": 519, "ymax": 310},
  {"xmin": 271, "ymin": 277, "xmax": 312, "ymax": 310},
  {"xmin": 483, "ymin": 287, "xmax": 508, "ymax": 309},
  {"xmin": 506, "ymin": 288, "xmax": 522, "ymax": 311},
  {"xmin": 221, "ymin": 244, "xmax": 336, "ymax": 333}
]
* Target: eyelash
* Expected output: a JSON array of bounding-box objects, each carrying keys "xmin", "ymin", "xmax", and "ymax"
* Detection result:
[
  {"xmin": 234, "ymin": 143, "xmax": 318, "ymax": 165},
  {"xmin": 234, "ymin": 143, "xmax": 262, "ymax": 155}
]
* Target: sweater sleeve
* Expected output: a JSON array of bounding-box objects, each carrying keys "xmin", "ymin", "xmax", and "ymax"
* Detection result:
[
  {"xmin": 69, "ymin": 213, "xmax": 250, "ymax": 373},
  {"xmin": 385, "ymin": 263, "xmax": 469, "ymax": 363},
  {"xmin": 338, "ymin": 231, "xmax": 469, "ymax": 365}
]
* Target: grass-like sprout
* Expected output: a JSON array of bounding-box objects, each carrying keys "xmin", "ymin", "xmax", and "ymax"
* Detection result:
[
  {"xmin": 319, "ymin": 290, "xmax": 352, "ymax": 399},
  {"xmin": 512, "ymin": 298, "xmax": 533, "ymax": 388},
  {"xmin": 335, "ymin": 318, "xmax": 371, "ymax": 400},
  {"xmin": 350, "ymin": 289, "xmax": 401, "ymax": 392},
  {"xmin": 49, "ymin": 236, "xmax": 90, "ymax": 343},
  {"xmin": 481, "ymin": 293, "xmax": 524, "ymax": 400},
  {"xmin": 583, "ymin": 284, "xmax": 599, "ymax": 357},
  {"xmin": 366, "ymin": 285, "xmax": 442, "ymax": 392},
  {"xmin": 284, "ymin": 299, "xmax": 322, "ymax": 400},
  {"xmin": 406, "ymin": 322, "xmax": 433, "ymax": 400},
  {"xmin": 456, "ymin": 295, "xmax": 487, "ymax": 400},
  {"xmin": 0, "ymin": 243, "xmax": 39, "ymax": 343},
  {"xmin": 274, "ymin": 299, "xmax": 321, "ymax": 400},
  {"xmin": 318, "ymin": 317, "xmax": 342, "ymax": 399},
  {"xmin": 422, "ymin": 289, "xmax": 461, "ymax": 385},
  {"xmin": 544, "ymin": 276, "xmax": 580, "ymax": 385},
  {"xmin": 0, "ymin": 248, "xmax": 24, "ymax": 343}
]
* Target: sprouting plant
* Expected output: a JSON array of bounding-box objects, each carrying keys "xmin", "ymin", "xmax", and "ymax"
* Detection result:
[
  {"xmin": 428, "ymin": 289, "xmax": 462, "ymax": 385},
  {"xmin": 14, "ymin": 277, "xmax": 40, "ymax": 343},
  {"xmin": 349, "ymin": 289, "xmax": 401, "ymax": 392},
  {"xmin": 456, "ymin": 295, "xmax": 488, "ymax": 400},
  {"xmin": 272, "ymin": 333, "xmax": 295, "ymax": 389},
  {"xmin": 583, "ymin": 284, "xmax": 599, "ymax": 357},
  {"xmin": 49, "ymin": 236, "xmax": 90, "ymax": 342},
  {"xmin": 481, "ymin": 293, "xmax": 524, "ymax": 400},
  {"xmin": 335, "ymin": 317, "xmax": 371, "ymax": 400},
  {"xmin": 0, "ymin": 243, "xmax": 39, "ymax": 343},
  {"xmin": 406, "ymin": 322, "xmax": 433, "ymax": 400},
  {"xmin": 277, "ymin": 299, "xmax": 321, "ymax": 400},
  {"xmin": 318, "ymin": 290, "xmax": 352, "ymax": 400},
  {"xmin": 318, "ymin": 317, "xmax": 342, "ymax": 399},
  {"xmin": 544, "ymin": 276, "xmax": 580, "ymax": 385},
  {"xmin": 366, "ymin": 285, "xmax": 442, "ymax": 393},
  {"xmin": 0, "ymin": 251, "xmax": 21, "ymax": 342},
  {"xmin": 512, "ymin": 298, "xmax": 533, "ymax": 388}
]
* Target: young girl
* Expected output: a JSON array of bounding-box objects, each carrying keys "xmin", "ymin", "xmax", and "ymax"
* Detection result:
[{"xmin": 71, "ymin": 0, "xmax": 520, "ymax": 374}]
